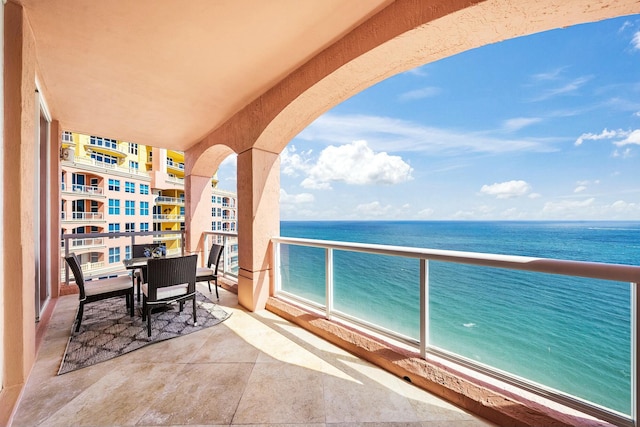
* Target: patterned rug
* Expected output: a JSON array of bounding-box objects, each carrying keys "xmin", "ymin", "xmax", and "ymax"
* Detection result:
[{"xmin": 58, "ymin": 291, "xmax": 231, "ymax": 375}]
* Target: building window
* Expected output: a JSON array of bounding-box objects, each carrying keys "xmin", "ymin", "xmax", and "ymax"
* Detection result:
[
  {"xmin": 108, "ymin": 247, "xmax": 121, "ymax": 263},
  {"xmin": 108, "ymin": 199, "xmax": 120, "ymax": 215},
  {"xmin": 140, "ymin": 184, "xmax": 149, "ymax": 195},
  {"xmin": 125, "ymin": 200, "xmax": 135, "ymax": 215},
  {"xmin": 129, "ymin": 161, "xmax": 139, "ymax": 170},
  {"xmin": 125, "ymin": 222, "xmax": 135, "ymax": 232},
  {"xmin": 108, "ymin": 179, "xmax": 120, "ymax": 191},
  {"xmin": 62, "ymin": 131, "xmax": 73, "ymax": 142},
  {"xmin": 212, "ymin": 222, "xmax": 215, "ymax": 231},
  {"xmin": 211, "ymin": 207, "xmax": 216, "ymax": 216},
  {"xmin": 140, "ymin": 201, "xmax": 149, "ymax": 216},
  {"xmin": 90, "ymin": 136, "xmax": 118, "ymax": 149},
  {"xmin": 108, "ymin": 223, "xmax": 120, "ymax": 237},
  {"xmin": 125, "ymin": 181, "xmax": 135, "ymax": 193},
  {"xmin": 90, "ymin": 152, "xmax": 118, "ymax": 165},
  {"xmin": 128, "ymin": 143, "xmax": 138, "ymax": 155},
  {"xmin": 125, "ymin": 246, "xmax": 131, "ymax": 259},
  {"xmin": 140, "ymin": 222, "xmax": 149, "ymax": 232},
  {"xmin": 180, "ymin": 206, "xmax": 185, "ymax": 216}
]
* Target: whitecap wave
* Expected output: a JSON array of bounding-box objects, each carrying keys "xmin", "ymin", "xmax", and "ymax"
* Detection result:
[{"xmin": 463, "ymin": 322, "xmax": 476, "ymax": 328}]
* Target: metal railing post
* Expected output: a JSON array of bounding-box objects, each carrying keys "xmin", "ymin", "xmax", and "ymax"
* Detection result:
[
  {"xmin": 420, "ymin": 258, "xmax": 429, "ymax": 359},
  {"xmin": 273, "ymin": 241, "xmax": 281, "ymax": 293},
  {"xmin": 632, "ymin": 281, "xmax": 638, "ymax": 427},
  {"xmin": 326, "ymin": 248, "xmax": 334, "ymax": 320}
]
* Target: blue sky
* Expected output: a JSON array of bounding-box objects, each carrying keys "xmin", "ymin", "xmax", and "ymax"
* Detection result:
[{"xmin": 217, "ymin": 15, "xmax": 640, "ymax": 221}]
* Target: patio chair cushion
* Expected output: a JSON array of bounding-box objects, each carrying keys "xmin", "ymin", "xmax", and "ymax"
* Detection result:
[
  {"xmin": 84, "ymin": 276, "xmax": 133, "ymax": 297},
  {"xmin": 142, "ymin": 282, "xmax": 189, "ymax": 300},
  {"xmin": 196, "ymin": 266, "xmax": 215, "ymax": 277}
]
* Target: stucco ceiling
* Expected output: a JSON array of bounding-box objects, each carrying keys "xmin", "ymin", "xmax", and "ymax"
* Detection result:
[{"xmin": 19, "ymin": 0, "xmax": 392, "ymax": 150}]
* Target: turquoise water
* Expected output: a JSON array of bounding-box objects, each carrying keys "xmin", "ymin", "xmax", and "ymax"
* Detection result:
[{"xmin": 279, "ymin": 221, "xmax": 640, "ymax": 415}]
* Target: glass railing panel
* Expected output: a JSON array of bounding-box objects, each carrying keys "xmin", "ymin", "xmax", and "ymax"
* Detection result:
[
  {"xmin": 278, "ymin": 244, "xmax": 325, "ymax": 305},
  {"xmin": 333, "ymin": 250, "xmax": 420, "ymax": 338},
  {"xmin": 428, "ymin": 261, "xmax": 631, "ymax": 415}
]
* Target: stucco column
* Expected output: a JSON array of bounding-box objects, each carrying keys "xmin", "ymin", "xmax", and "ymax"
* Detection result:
[
  {"xmin": 184, "ymin": 173, "xmax": 213, "ymax": 266},
  {"xmin": 3, "ymin": 0, "xmax": 36, "ymax": 398},
  {"xmin": 237, "ymin": 147, "xmax": 279, "ymax": 311}
]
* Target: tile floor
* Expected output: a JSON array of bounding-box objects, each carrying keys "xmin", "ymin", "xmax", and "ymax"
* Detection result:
[{"xmin": 11, "ymin": 283, "xmax": 495, "ymax": 426}]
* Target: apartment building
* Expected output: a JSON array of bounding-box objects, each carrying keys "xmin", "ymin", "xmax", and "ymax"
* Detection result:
[{"xmin": 60, "ymin": 131, "xmax": 237, "ymax": 278}]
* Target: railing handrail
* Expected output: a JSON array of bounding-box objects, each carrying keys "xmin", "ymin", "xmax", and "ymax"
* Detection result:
[{"xmin": 272, "ymin": 236, "xmax": 640, "ymax": 283}]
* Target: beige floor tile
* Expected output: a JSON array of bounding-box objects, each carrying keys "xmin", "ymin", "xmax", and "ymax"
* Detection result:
[
  {"xmin": 192, "ymin": 324, "xmax": 261, "ymax": 363},
  {"xmin": 233, "ymin": 362, "xmax": 326, "ymax": 424},
  {"xmin": 323, "ymin": 371, "xmax": 422, "ymax": 424},
  {"xmin": 136, "ymin": 363, "xmax": 253, "ymax": 425}
]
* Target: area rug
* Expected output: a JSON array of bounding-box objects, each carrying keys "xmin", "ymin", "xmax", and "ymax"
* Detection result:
[{"xmin": 58, "ymin": 291, "xmax": 231, "ymax": 375}]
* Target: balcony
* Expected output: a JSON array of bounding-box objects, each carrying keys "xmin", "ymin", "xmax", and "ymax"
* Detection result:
[
  {"xmin": 166, "ymin": 159, "xmax": 185, "ymax": 175},
  {"xmin": 153, "ymin": 214, "xmax": 185, "ymax": 222},
  {"xmin": 61, "ymin": 183, "xmax": 105, "ymax": 198},
  {"xmin": 61, "ymin": 211, "xmax": 104, "ymax": 223},
  {"xmin": 69, "ymin": 156, "xmax": 150, "ymax": 178},
  {"xmin": 11, "ymin": 285, "xmax": 494, "ymax": 427},
  {"xmin": 155, "ymin": 196, "xmax": 184, "ymax": 205}
]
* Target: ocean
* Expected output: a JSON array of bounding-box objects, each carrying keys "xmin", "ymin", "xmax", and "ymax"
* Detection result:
[{"xmin": 279, "ymin": 220, "xmax": 640, "ymax": 415}]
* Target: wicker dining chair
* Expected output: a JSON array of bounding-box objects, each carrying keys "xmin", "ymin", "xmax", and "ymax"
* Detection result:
[
  {"xmin": 141, "ymin": 254, "xmax": 198, "ymax": 338},
  {"xmin": 196, "ymin": 243, "xmax": 224, "ymax": 300},
  {"xmin": 64, "ymin": 253, "xmax": 134, "ymax": 332},
  {"xmin": 131, "ymin": 244, "xmax": 148, "ymax": 301}
]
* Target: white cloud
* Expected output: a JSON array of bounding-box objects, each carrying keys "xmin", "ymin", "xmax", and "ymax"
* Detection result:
[
  {"xmin": 610, "ymin": 200, "xmax": 639, "ymax": 212},
  {"xmin": 574, "ymin": 185, "xmax": 587, "ymax": 193},
  {"xmin": 355, "ymin": 201, "xmax": 393, "ymax": 217},
  {"xmin": 281, "ymin": 145, "xmax": 313, "ymax": 176},
  {"xmin": 502, "ymin": 117, "xmax": 543, "ymax": 132},
  {"xmin": 480, "ymin": 180, "xmax": 531, "ymax": 199},
  {"xmin": 574, "ymin": 128, "xmax": 625, "ymax": 146},
  {"xmin": 528, "ymin": 193, "xmax": 542, "ymax": 199},
  {"xmin": 398, "ymin": 87, "xmax": 440, "ymax": 102},
  {"xmin": 613, "ymin": 148, "xmax": 633, "ymax": 158},
  {"xmin": 300, "ymin": 140, "xmax": 413, "ymax": 190},
  {"xmin": 417, "ymin": 208, "xmax": 435, "ymax": 218},
  {"xmin": 531, "ymin": 76, "xmax": 592, "ymax": 102},
  {"xmin": 279, "ymin": 188, "xmax": 314, "ymax": 204},
  {"xmin": 632, "ymin": 31, "xmax": 640, "ymax": 50},
  {"xmin": 615, "ymin": 129, "xmax": 640, "ymax": 146},
  {"xmin": 296, "ymin": 113, "xmax": 559, "ymax": 155},
  {"xmin": 542, "ymin": 198, "xmax": 595, "ymax": 214}
]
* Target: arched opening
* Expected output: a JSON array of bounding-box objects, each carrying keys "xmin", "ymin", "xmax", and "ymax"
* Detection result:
[{"xmin": 276, "ymin": 15, "xmax": 640, "ymax": 417}]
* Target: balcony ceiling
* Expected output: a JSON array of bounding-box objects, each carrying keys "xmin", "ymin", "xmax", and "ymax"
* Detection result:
[{"xmin": 19, "ymin": 0, "xmax": 392, "ymax": 150}]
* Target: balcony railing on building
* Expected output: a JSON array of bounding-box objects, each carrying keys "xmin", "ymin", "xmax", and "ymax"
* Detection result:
[
  {"xmin": 155, "ymin": 196, "xmax": 184, "ymax": 205},
  {"xmin": 65, "ymin": 155, "xmax": 150, "ymax": 177},
  {"xmin": 61, "ymin": 182, "xmax": 104, "ymax": 196},
  {"xmin": 272, "ymin": 236, "xmax": 640, "ymax": 427},
  {"xmin": 61, "ymin": 211, "xmax": 104, "ymax": 222},
  {"xmin": 153, "ymin": 214, "xmax": 184, "ymax": 222}
]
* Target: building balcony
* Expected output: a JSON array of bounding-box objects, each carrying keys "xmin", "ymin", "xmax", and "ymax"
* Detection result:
[
  {"xmin": 66, "ymin": 156, "xmax": 150, "ymax": 178},
  {"xmin": 61, "ymin": 183, "xmax": 105, "ymax": 198},
  {"xmin": 155, "ymin": 196, "xmax": 184, "ymax": 205},
  {"xmin": 153, "ymin": 214, "xmax": 184, "ymax": 222},
  {"xmin": 61, "ymin": 212, "xmax": 105, "ymax": 222},
  {"xmin": 86, "ymin": 142, "xmax": 127, "ymax": 158},
  {"xmin": 166, "ymin": 160, "xmax": 185, "ymax": 175}
]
